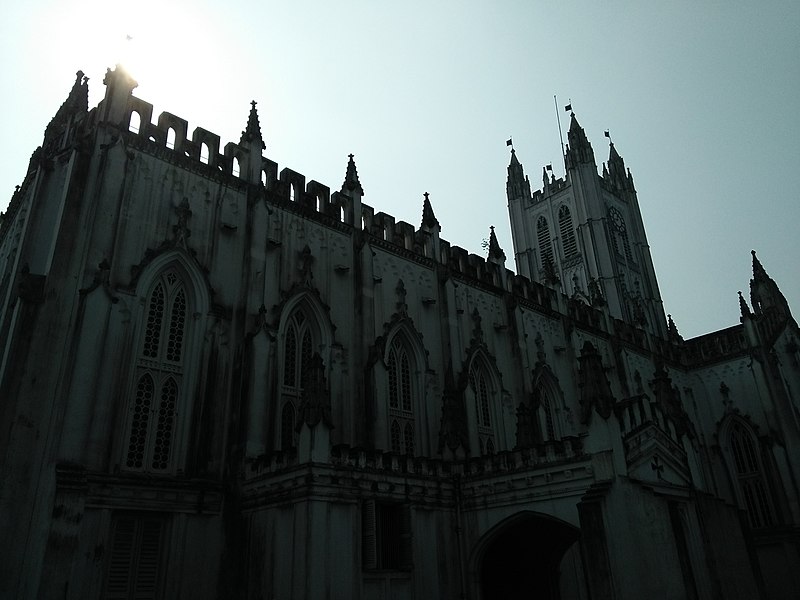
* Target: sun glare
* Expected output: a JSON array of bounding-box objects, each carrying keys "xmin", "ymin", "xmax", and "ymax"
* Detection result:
[{"xmin": 41, "ymin": 0, "xmax": 236, "ymax": 125}]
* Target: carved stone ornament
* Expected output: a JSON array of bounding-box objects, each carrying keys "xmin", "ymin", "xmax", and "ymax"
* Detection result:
[{"xmin": 578, "ymin": 341, "xmax": 615, "ymax": 423}]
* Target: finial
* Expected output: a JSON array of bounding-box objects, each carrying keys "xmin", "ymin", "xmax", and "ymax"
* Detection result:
[
  {"xmin": 240, "ymin": 100, "xmax": 265, "ymax": 149},
  {"xmin": 487, "ymin": 225, "xmax": 505, "ymax": 262},
  {"xmin": 421, "ymin": 192, "xmax": 439, "ymax": 230},
  {"xmin": 342, "ymin": 153, "xmax": 364, "ymax": 195},
  {"xmin": 738, "ymin": 291, "xmax": 752, "ymax": 318}
]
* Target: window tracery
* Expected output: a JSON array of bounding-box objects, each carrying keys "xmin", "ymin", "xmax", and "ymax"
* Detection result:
[
  {"xmin": 728, "ymin": 420, "xmax": 774, "ymax": 529},
  {"xmin": 387, "ymin": 335, "xmax": 415, "ymax": 455},
  {"xmin": 469, "ymin": 359, "xmax": 495, "ymax": 455},
  {"xmin": 537, "ymin": 216, "xmax": 554, "ymax": 268},
  {"xmin": 124, "ymin": 269, "xmax": 188, "ymax": 473},
  {"xmin": 281, "ymin": 309, "xmax": 317, "ymax": 450}
]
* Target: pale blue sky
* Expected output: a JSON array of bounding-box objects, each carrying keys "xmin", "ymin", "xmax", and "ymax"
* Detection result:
[{"xmin": 2, "ymin": 1, "xmax": 798, "ymax": 338}]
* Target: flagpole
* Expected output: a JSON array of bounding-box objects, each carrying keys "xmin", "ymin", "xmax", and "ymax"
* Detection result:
[{"xmin": 554, "ymin": 95, "xmax": 565, "ymax": 171}]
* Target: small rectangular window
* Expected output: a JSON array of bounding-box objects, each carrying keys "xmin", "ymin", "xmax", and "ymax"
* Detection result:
[
  {"xmin": 104, "ymin": 514, "xmax": 165, "ymax": 600},
  {"xmin": 362, "ymin": 500, "xmax": 412, "ymax": 570}
]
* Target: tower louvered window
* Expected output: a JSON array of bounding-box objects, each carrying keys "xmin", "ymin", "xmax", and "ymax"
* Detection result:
[
  {"xmin": 469, "ymin": 362, "xmax": 495, "ymax": 455},
  {"xmin": 387, "ymin": 336, "xmax": 415, "ymax": 455},
  {"xmin": 281, "ymin": 309, "xmax": 315, "ymax": 450},
  {"xmin": 558, "ymin": 205, "xmax": 578, "ymax": 257},
  {"xmin": 542, "ymin": 395, "xmax": 556, "ymax": 441},
  {"xmin": 537, "ymin": 216, "xmax": 554, "ymax": 269},
  {"xmin": 362, "ymin": 501, "xmax": 412, "ymax": 571},
  {"xmin": 730, "ymin": 422, "xmax": 774, "ymax": 529},
  {"xmin": 103, "ymin": 514, "xmax": 165, "ymax": 600},
  {"xmin": 125, "ymin": 270, "xmax": 188, "ymax": 473}
]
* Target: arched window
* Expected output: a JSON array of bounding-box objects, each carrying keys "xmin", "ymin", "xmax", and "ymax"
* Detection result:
[
  {"xmin": 166, "ymin": 127, "xmax": 176, "ymax": 150},
  {"xmin": 387, "ymin": 335, "xmax": 415, "ymax": 455},
  {"xmin": 608, "ymin": 207, "xmax": 633, "ymax": 262},
  {"xmin": 125, "ymin": 269, "xmax": 188, "ymax": 472},
  {"xmin": 232, "ymin": 157, "xmax": 241, "ymax": 178},
  {"xmin": 280, "ymin": 309, "xmax": 315, "ymax": 450},
  {"xmin": 200, "ymin": 143, "xmax": 210, "ymax": 165},
  {"xmin": 541, "ymin": 394, "xmax": 557, "ymax": 441},
  {"xmin": 729, "ymin": 421, "xmax": 774, "ymax": 529},
  {"xmin": 129, "ymin": 111, "xmax": 141, "ymax": 134},
  {"xmin": 558, "ymin": 205, "xmax": 578, "ymax": 258},
  {"xmin": 537, "ymin": 216, "xmax": 554, "ymax": 269},
  {"xmin": 469, "ymin": 361, "xmax": 495, "ymax": 455}
]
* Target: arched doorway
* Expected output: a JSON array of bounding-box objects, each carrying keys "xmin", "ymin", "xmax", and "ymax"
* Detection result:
[{"xmin": 475, "ymin": 512, "xmax": 581, "ymax": 600}]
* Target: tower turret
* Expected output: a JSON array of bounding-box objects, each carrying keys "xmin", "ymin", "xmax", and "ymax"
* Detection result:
[
  {"xmin": 565, "ymin": 113, "xmax": 595, "ymax": 168},
  {"xmin": 100, "ymin": 64, "xmax": 138, "ymax": 126},
  {"xmin": 506, "ymin": 149, "xmax": 531, "ymax": 202}
]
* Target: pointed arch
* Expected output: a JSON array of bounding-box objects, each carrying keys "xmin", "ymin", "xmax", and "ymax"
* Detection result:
[
  {"xmin": 558, "ymin": 205, "xmax": 578, "ymax": 258},
  {"xmin": 465, "ymin": 350, "xmax": 503, "ymax": 455},
  {"xmin": 123, "ymin": 252, "xmax": 209, "ymax": 474},
  {"xmin": 533, "ymin": 365, "xmax": 565, "ymax": 442},
  {"xmin": 720, "ymin": 416, "xmax": 776, "ymax": 529},
  {"xmin": 382, "ymin": 322, "xmax": 428, "ymax": 455},
  {"xmin": 276, "ymin": 292, "xmax": 334, "ymax": 450},
  {"xmin": 537, "ymin": 216, "xmax": 554, "ymax": 268}
]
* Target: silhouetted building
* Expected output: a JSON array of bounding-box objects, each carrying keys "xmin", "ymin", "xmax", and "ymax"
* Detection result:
[{"xmin": 1, "ymin": 66, "xmax": 798, "ymax": 599}]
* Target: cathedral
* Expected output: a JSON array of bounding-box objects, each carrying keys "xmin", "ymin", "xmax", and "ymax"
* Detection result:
[{"xmin": 1, "ymin": 65, "xmax": 798, "ymax": 600}]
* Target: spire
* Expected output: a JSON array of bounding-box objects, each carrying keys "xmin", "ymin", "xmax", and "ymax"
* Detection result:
[
  {"xmin": 749, "ymin": 250, "xmax": 791, "ymax": 318},
  {"xmin": 667, "ymin": 314, "xmax": 683, "ymax": 342},
  {"xmin": 506, "ymin": 149, "xmax": 531, "ymax": 201},
  {"xmin": 43, "ymin": 70, "xmax": 89, "ymax": 146},
  {"xmin": 487, "ymin": 225, "xmax": 506, "ymax": 263},
  {"xmin": 606, "ymin": 142, "xmax": 630, "ymax": 190},
  {"xmin": 341, "ymin": 153, "xmax": 364, "ymax": 196},
  {"xmin": 421, "ymin": 192, "xmax": 439, "ymax": 230},
  {"xmin": 240, "ymin": 100, "xmax": 265, "ymax": 150},
  {"xmin": 565, "ymin": 113, "xmax": 595, "ymax": 168},
  {"xmin": 738, "ymin": 291, "xmax": 752, "ymax": 319}
]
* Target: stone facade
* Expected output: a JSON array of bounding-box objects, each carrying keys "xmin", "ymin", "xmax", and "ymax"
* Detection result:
[{"xmin": 0, "ymin": 66, "xmax": 798, "ymax": 599}]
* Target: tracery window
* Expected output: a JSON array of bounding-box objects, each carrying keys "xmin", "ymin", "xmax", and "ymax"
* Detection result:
[
  {"xmin": 387, "ymin": 335, "xmax": 415, "ymax": 455},
  {"xmin": 541, "ymin": 394, "xmax": 557, "ymax": 441},
  {"xmin": 281, "ymin": 309, "xmax": 314, "ymax": 450},
  {"xmin": 558, "ymin": 205, "xmax": 578, "ymax": 258},
  {"xmin": 729, "ymin": 421, "xmax": 774, "ymax": 529},
  {"xmin": 537, "ymin": 216, "xmax": 554, "ymax": 268},
  {"xmin": 125, "ymin": 270, "xmax": 187, "ymax": 472},
  {"xmin": 469, "ymin": 361, "xmax": 495, "ymax": 455},
  {"xmin": 608, "ymin": 207, "xmax": 633, "ymax": 262}
]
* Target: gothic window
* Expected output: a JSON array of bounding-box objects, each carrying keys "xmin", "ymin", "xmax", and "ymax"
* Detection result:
[
  {"xmin": 729, "ymin": 421, "xmax": 774, "ymax": 529},
  {"xmin": 387, "ymin": 335, "xmax": 415, "ymax": 455},
  {"xmin": 125, "ymin": 269, "xmax": 188, "ymax": 473},
  {"xmin": 558, "ymin": 205, "xmax": 578, "ymax": 258},
  {"xmin": 537, "ymin": 216, "xmax": 554, "ymax": 268},
  {"xmin": 362, "ymin": 501, "xmax": 412, "ymax": 570},
  {"xmin": 469, "ymin": 361, "xmax": 495, "ymax": 455},
  {"xmin": 541, "ymin": 394, "xmax": 557, "ymax": 441},
  {"xmin": 281, "ymin": 309, "xmax": 315, "ymax": 450},
  {"xmin": 103, "ymin": 514, "xmax": 165, "ymax": 600},
  {"xmin": 608, "ymin": 207, "xmax": 633, "ymax": 262}
]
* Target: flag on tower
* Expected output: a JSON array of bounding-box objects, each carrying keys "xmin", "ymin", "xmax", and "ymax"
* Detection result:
[
  {"xmin": 604, "ymin": 130, "xmax": 610, "ymax": 138},
  {"xmin": 506, "ymin": 138, "xmax": 513, "ymax": 146},
  {"xmin": 546, "ymin": 164, "xmax": 553, "ymax": 171},
  {"xmin": 564, "ymin": 104, "xmax": 572, "ymax": 112}
]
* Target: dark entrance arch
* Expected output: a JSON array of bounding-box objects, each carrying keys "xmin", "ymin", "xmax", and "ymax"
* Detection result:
[{"xmin": 476, "ymin": 512, "xmax": 581, "ymax": 600}]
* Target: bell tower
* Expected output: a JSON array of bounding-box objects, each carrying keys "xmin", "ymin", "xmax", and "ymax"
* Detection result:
[{"xmin": 506, "ymin": 111, "xmax": 667, "ymax": 337}]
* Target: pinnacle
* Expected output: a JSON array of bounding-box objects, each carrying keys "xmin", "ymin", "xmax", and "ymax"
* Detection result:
[
  {"xmin": 487, "ymin": 225, "xmax": 506, "ymax": 262},
  {"xmin": 240, "ymin": 100, "xmax": 265, "ymax": 149},
  {"xmin": 421, "ymin": 192, "xmax": 439, "ymax": 230},
  {"xmin": 342, "ymin": 153, "xmax": 364, "ymax": 196},
  {"xmin": 751, "ymin": 249, "xmax": 767, "ymax": 280}
]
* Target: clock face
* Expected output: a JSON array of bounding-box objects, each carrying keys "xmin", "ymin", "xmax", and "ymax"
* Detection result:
[{"xmin": 608, "ymin": 207, "xmax": 625, "ymax": 232}]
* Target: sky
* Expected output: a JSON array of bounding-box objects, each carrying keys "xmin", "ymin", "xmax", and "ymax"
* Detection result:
[{"xmin": 1, "ymin": 0, "xmax": 798, "ymax": 339}]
